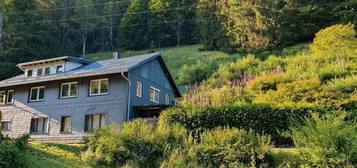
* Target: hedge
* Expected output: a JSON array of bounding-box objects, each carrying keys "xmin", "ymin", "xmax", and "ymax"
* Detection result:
[{"xmin": 159, "ymin": 104, "xmax": 328, "ymax": 146}]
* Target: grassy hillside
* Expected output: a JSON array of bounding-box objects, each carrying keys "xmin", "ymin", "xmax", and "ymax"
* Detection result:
[
  {"xmin": 87, "ymin": 45, "xmax": 243, "ymax": 84},
  {"xmin": 25, "ymin": 142, "xmax": 106, "ymax": 168}
]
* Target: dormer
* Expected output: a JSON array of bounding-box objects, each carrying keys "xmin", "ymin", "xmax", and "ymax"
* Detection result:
[{"xmin": 17, "ymin": 56, "xmax": 94, "ymax": 77}]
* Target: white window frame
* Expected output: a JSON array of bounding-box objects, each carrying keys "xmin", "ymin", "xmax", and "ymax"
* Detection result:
[
  {"xmin": 136, "ymin": 81, "xmax": 142, "ymax": 97},
  {"xmin": 30, "ymin": 86, "xmax": 46, "ymax": 102},
  {"xmin": 30, "ymin": 117, "xmax": 49, "ymax": 134},
  {"xmin": 44, "ymin": 67, "xmax": 51, "ymax": 75},
  {"xmin": 37, "ymin": 68, "xmax": 43, "ymax": 76},
  {"xmin": 165, "ymin": 94, "xmax": 170, "ymax": 105},
  {"xmin": 6, "ymin": 90, "xmax": 14, "ymax": 104},
  {"xmin": 27, "ymin": 69, "xmax": 33, "ymax": 77},
  {"xmin": 60, "ymin": 116, "xmax": 72, "ymax": 133},
  {"xmin": 60, "ymin": 82, "xmax": 79, "ymax": 99},
  {"xmin": 56, "ymin": 65, "xmax": 63, "ymax": 73},
  {"xmin": 0, "ymin": 91, "xmax": 5, "ymax": 105},
  {"xmin": 89, "ymin": 78, "xmax": 109, "ymax": 96},
  {"xmin": 0, "ymin": 121, "xmax": 11, "ymax": 131},
  {"xmin": 150, "ymin": 87, "xmax": 160, "ymax": 103}
]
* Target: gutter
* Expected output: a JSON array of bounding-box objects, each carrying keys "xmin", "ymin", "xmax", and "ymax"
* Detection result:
[{"xmin": 121, "ymin": 72, "xmax": 131, "ymax": 122}]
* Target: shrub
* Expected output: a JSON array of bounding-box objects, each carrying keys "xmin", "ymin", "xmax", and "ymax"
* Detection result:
[
  {"xmin": 160, "ymin": 149, "xmax": 201, "ymax": 168},
  {"xmin": 83, "ymin": 120, "xmax": 188, "ymax": 167},
  {"xmin": 0, "ymin": 134, "xmax": 29, "ymax": 168},
  {"xmin": 159, "ymin": 104, "xmax": 328, "ymax": 146},
  {"xmin": 287, "ymin": 112, "xmax": 357, "ymax": 167},
  {"xmin": 188, "ymin": 128, "xmax": 271, "ymax": 168}
]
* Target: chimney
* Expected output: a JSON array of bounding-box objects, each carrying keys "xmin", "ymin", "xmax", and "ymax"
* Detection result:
[{"xmin": 113, "ymin": 52, "xmax": 120, "ymax": 59}]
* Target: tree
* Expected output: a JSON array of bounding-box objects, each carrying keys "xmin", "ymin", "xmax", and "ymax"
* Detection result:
[
  {"xmin": 196, "ymin": 0, "xmax": 235, "ymax": 53},
  {"xmin": 219, "ymin": 0, "xmax": 284, "ymax": 51},
  {"xmin": 118, "ymin": 0, "xmax": 149, "ymax": 50},
  {"xmin": 148, "ymin": 0, "xmax": 196, "ymax": 48}
]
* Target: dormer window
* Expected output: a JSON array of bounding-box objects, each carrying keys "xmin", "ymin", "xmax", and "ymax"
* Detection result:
[
  {"xmin": 56, "ymin": 65, "xmax": 63, "ymax": 73},
  {"xmin": 44, "ymin": 67, "xmax": 51, "ymax": 75},
  {"xmin": 27, "ymin": 70, "xmax": 33, "ymax": 77},
  {"xmin": 37, "ymin": 68, "xmax": 43, "ymax": 76}
]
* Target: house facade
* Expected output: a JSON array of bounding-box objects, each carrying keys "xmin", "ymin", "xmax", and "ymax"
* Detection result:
[{"xmin": 0, "ymin": 53, "xmax": 180, "ymax": 143}]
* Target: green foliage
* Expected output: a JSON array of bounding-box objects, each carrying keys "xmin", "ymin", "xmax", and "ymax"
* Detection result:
[
  {"xmin": 287, "ymin": 112, "xmax": 357, "ymax": 167},
  {"xmin": 0, "ymin": 134, "xmax": 29, "ymax": 168},
  {"xmin": 118, "ymin": 0, "xmax": 150, "ymax": 50},
  {"xmin": 188, "ymin": 128, "xmax": 271, "ymax": 168},
  {"xmin": 269, "ymin": 149, "xmax": 301, "ymax": 168},
  {"xmin": 83, "ymin": 120, "xmax": 187, "ymax": 167},
  {"xmin": 159, "ymin": 105, "xmax": 328, "ymax": 146}
]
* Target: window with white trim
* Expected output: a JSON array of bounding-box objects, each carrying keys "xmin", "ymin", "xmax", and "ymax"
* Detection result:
[
  {"xmin": 0, "ymin": 91, "xmax": 5, "ymax": 104},
  {"xmin": 30, "ymin": 117, "xmax": 48, "ymax": 133},
  {"xmin": 61, "ymin": 82, "xmax": 78, "ymax": 98},
  {"xmin": 27, "ymin": 70, "xmax": 33, "ymax": 77},
  {"xmin": 136, "ymin": 82, "xmax": 142, "ymax": 97},
  {"xmin": 6, "ymin": 90, "xmax": 14, "ymax": 104},
  {"xmin": 37, "ymin": 68, "xmax": 43, "ymax": 76},
  {"xmin": 30, "ymin": 86, "xmax": 45, "ymax": 102},
  {"xmin": 44, "ymin": 67, "xmax": 51, "ymax": 75},
  {"xmin": 150, "ymin": 87, "xmax": 160, "ymax": 103},
  {"xmin": 60, "ymin": 116, "xmax": 72, "ymax": 133},
  {"xmin": 0, "ymin": 121, "xmax": 10, "ymax": 131},
  {"xmin": 90, "ymin": 79, "xmax": 109, "ymax": 96},
  {"xmin": 165, "ymin": 94, "xmax": 170, "ymax": 105},
  {"xmin": 85, "ymin": 114, "xmax": 106, "ymax": 131}
]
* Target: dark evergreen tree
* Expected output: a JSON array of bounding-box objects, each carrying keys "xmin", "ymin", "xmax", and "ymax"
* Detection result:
[{"xmin": 118, "ymin": 0, "xmax": 149, "ymax": 50}]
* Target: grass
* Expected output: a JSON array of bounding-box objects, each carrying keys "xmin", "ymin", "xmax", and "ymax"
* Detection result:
[
  {"xmin": 269, "ymin": 148, "xmax": 301, "ymax": 167},
  {"xmin": 25, "ymin": 142, "xmax": 107, "ymax": 168},
  {"xmin": 87, "ymin": 44, "xmax": 242, "ymax": 82}
]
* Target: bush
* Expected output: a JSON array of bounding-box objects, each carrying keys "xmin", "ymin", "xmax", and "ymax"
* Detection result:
[
  {"xmin": 159, "ymin": 104, "xmax": 328, "ymax": 146},
  {"xmin": 287, "ymin": 112, "xmax": 357, "ymax": 167},
  {"xmin": 188, "ymin": 128, "xmax": 271, "ymax": 168},
  {"xmin": 83, "ymin": 120, "xmax": 188, "ymax": 167},
  {"xmin": 0, "ymin": 134, "xmax": 29, "ymax": 168}
]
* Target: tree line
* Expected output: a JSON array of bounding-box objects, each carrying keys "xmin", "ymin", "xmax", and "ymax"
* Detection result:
[{"xmin": 0, "ymin": 0, "xmax": 356, "ymax": 80}]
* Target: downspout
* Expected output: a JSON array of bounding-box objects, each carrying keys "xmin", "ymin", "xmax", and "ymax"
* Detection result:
[{"xmin": 121, "ymin": 72, "xmax": 131, "ymax": 122}]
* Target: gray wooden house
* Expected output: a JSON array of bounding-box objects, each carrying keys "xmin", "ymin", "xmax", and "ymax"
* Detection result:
[{"xmin": 0, "ymin": 53, "xmax": 180, "ymax": 143}]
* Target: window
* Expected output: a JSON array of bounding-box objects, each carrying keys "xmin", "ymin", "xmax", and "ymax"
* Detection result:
[
  {"xmin": 0, "ymin": 121, "xmax": 10, "ymax": 131},
  {"xmin": 56, "ymin": 65, "xmax": 63, "ymax": 73},
  {"xmin": 0, "ymin": 91, "xmax": 5, "ymax": 104},
  {"xmin": 37, "ymin": 68, "xmax": 43, "ymax": 76},
  {"xmin": 61, "ymin": 82, "xmax": 78, "ymax": 98},
  {"xmin": 60, "ymin": 116, "xmax": 71, "ymax": 133},
  {"xmin": 165, "ymin": 94, "xmax": 170, "ymax": 105},
  {"xmin": 85, "ymin": 114, "xmax": 106, "ymax": 131},
  {"xmin": 27, "ymin": 70, "xmax": 33, "ymax": 77},
  {"xmin": 136, "ymin": 82, "xmax": 142, "ymax": 97},
  {"xmin": 44, "ymin": 67, "xmax": 51, "ymax": 75},
  {"xmin": 90, "ymin": 79, "xmax": 109, "ymax": 96},
  {"xmin": 6, "ymin": 90, "xmax": 14, "ymax": 104},
  {"xmin": 30, "ymin": 117, "xmax": 48, "ymax": 133},
  {"xmin": 30, "ymin": 86, "xmax": 45, "ymax": 102},
  {"xmin": 150, "ymin": 87, "xmax": 160, "ymax": 103}
]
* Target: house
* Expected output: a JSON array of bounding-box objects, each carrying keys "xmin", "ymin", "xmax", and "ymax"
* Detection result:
[{"xmin": 0, "ymin": 53, "xmax": 180, "ymax": 143}]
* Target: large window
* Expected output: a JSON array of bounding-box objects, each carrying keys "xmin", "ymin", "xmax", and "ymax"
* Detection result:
[
  {"xmin": 0, "ymin": 121, "xmax": 10, "ymax": 131},
  {"xmin": 30, "ymin": 117, "xmax": 48, "ymax": 133},
  {"xmin": 150, "ymin": 87, "xmax": 160, "ymax": 103},
  {"xmin": 6, "ymin": 90, "xmax": 14, "ymax": 104},
  {"xmin": 30, "ymin": 86, "xmax": 45, "ymax": 102},
  {"xmin": 61, "ymin": 82, "xmax": 78, "ymax": 98},
  {"xmin": 136, "ymin": 82, "xmax": 142, "ymax": 97},
  {"xmin": 60, "ymin": 116, "xmax": 72, "ymax": 133},
  {"xmin": 90, "ymin": 79, "xmax": 109, "ymax": 96},
  {"xmin": 85, "ymin": 114, "xmax": 106, "ymax": 131},
  {"xmin": 0, "ymin": 91, "xmax": 5, "ymax": 104}
]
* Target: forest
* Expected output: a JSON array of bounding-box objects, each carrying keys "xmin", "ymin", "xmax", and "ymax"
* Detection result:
[{"xmin": 0, "ymin": 0, "xmax": 356, "ymax": 80}]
